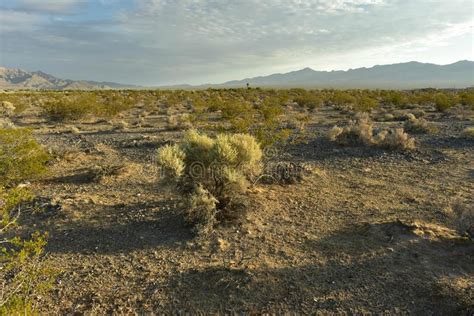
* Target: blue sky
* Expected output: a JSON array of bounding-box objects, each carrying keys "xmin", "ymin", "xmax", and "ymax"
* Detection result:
[{"xmin": 0, "ymin": 0, "xmax": 472, "ymax": 85}]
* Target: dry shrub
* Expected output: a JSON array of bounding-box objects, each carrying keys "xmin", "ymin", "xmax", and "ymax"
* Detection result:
[
  {"xmin": 327, "ymin": 113, "xmax": 415, "ymax": 150},
  {"xmin": 447, "ymin": 199, "xmax": 473, "ymax": 238},
  {"xmin": 327, "ymin": 113, "xmax": 374, "ymax": 146},
  {"xmin": 402, "ymin": 113, "xmax": 416, "ymax": 121},
  {"xmin": 65, "ymin": 125, "xmax": 81, "ymax": 134},
  {"xmin": 461, "ymin": 127, "xmax": 474, "ymax": 139},
  {"xmin": 378, "ymin": 113, "xmax": 395, "ymax": 122},
  {"xmin": 403, "ymin": 117, "xmax": 437, "ymax": 134},
  {"xmin": 156, "ymin": 130, "xmax": 262, "ymax": 235},
  {"xmin": 167, "ymin": 114, "xmax": 192, "ymax": 130},
  {"xmin": 0, "ymin": 118, "xmax": 15, "ymax": 129},
  {"xmin": 111, "ymin": 120, "xmax": 129, "ymax": 130},
  {"xmin": 1, "ymin": 101, "xmax": 15, "ymax": 116},
  {"xmin": 327, "ymin": 126, "xmax": 344, "ymax": 142},
  {"xmin": 376, "ymin": 128, "xmax": 416, "ymax": 150}
]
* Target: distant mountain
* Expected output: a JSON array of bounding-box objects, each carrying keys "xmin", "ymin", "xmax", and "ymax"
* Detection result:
[
  {"xmin": 2, "ymin": 61, "xmax": 473, "ymax": 90},
  {"xmin": 188, "ymin": 60, "xmax": 474, "ymax": 89},
  {"xmin": 0, "ymin": 67, "xmax": 139, "ymax": 90}
]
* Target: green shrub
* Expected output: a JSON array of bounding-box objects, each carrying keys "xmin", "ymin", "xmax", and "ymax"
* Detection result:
[
  {"xmin": 0, "ymin": 129, "xmax": 49, "ymax": 185},
  {"xmin": 459, "ymin": 91, "xmax": 474, "ymax": 108},
  {"xmin": 355, "ymin": 96, "xmax": 379, "ymax": 112},
  {"xmin": 0, "ymin": 187, "xmax": 53, "ymax": 314},
  {"xmin": 157, "ymin": 130, "xmax": 262, "ymax": 234},
  {"xmin": 294, "ymin": 93, "xmax": 323, "ymax": 110},
  {"xmin": 433, "ymin": 92, "xmax": 453, "ymax": 111},
  {"xmin": 99, "ymin": 92, "xmax": 135, "ymax": 117},
  {"xmin": 331, "ymin": 91, "xmax": 357, "ymax": 106},
  {"xmin": 41, "ymin": 94, "xmax": 98, "ymax": 121},
  {"xmin": 41, "ymin": 92, "xmax": 134, "ymax": 121},
  {"xmin": 0, "ymin": 130, "xmax": 54, "ymax": 314},
  {"xmin": 383, "ymin": 91, "xmax": 408, "ymax": 107}
]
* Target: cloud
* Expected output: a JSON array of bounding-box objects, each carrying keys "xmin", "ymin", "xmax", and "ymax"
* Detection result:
[
  {"xmin": 14, "ymin": 0, "xmax": 87, "ymax": 14},
  {"xmin": 0, "ymin": 0, "xmax": 472, "ymax": 85}
]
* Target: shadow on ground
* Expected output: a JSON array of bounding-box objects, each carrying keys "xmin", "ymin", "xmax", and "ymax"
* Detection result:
[
  {"xmin": 159, "ymin": 220, "xmax": 473, "ymax": 314},
  {"xmin": 20, "ymin": 201, "xmax": 192, "ymax": 254}
]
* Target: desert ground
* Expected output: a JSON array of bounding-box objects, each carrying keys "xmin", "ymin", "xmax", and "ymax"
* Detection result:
[{"xmin": 1, "ymin": 89, "xmax": 473, "ymax": 314}]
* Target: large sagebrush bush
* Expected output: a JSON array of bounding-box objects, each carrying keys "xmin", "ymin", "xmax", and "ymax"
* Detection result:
[{"xmin": 157, "ymin": 130, "xmax": 262, "ymax": 234}]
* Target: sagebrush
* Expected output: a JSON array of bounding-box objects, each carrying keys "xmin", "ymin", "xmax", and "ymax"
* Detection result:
[{"xmin": 157, "ymin": 130, "xmax": 262, "ymax": 234}]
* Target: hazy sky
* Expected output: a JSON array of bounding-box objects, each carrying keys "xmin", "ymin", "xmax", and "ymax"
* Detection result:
[{"xmin": 0, "ymin": 0, "xmax": 472, "ymax": 85}]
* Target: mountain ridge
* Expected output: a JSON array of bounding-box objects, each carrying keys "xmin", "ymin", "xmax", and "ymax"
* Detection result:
[
  {"xmin": 0, "ymin": 67, "xmax": 139, "ymax": 90},
  {"xmin": 209, "ymin": 60, "xmax": 474, "ymax": 89},
  {"xmin": 1, "ymin": 60, "xmax": 473, "ymax": 90}
]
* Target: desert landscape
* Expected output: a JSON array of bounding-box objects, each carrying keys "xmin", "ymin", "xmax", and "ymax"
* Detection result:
[
  {"xmin": 1, "ymin": 0, "xmax": 474, "ymax": 314},
  {"xmin": 1, "ymin": 88, "xmax": 473, "ymax": 314}
]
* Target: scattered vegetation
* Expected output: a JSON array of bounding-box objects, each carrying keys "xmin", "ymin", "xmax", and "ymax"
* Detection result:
[
  {"xmin": 447, "ymin": 199, "xmax": 473, "ymax": 239},
  {"xmin": 0, "ymin": 128, "xmax": 54, "ymax": 314},
  {"xmin": 403, "ymin": 116, "xmax": 437, "ymax": 134},
  {"xmin": 0, "ymin": 87, "xmax": 472, "ymax": 313},
  {"xmin": 40, "ymin": 92, "xmax": 135, "ymax": 121},
  {"xmin": 328, "ymin": 113, "xmax": 415, "ymax": 150}
]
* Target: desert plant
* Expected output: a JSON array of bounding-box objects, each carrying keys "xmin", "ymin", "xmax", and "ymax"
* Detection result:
[
  {"xmin": 354, "ymin": 96, "xmax": 379, "ymax": 112},
  {"xmin": 0, "ymin": 130, "xmax": 54, "ymax": 314},
  {"xmin": 167, "ymin": 114, "xmax": 193, "ymax": 130},
  {"xmin": 331, "ymin": 91, "xmax": 357, "ymax": 107},
  {"xmin": 376, "ymin": 128, "xmax": 416, "ymax": 150},
  {"xmin": 293, "ymin": 93, "xmax": 323, "ymax": 110},
  {"xmin": 448, "ymin": 199, "xmax": 473, "ymax": 238},
  {"xmin": 156, "ymin": 130, "xmax": 262, "ymax": 234},
  {"xmin": 459, "ymin": 90, "xmax": 474, "ymax": 108},
  {"xmin": 461, "ymin": 127, "xmax": 474, "ymax": 139},
  {"xmin": 0, "ymin": 118, "xmax": 15, "ymax": 129},
  {"xmin": 433, "ymin": 92, "xmax": 453, "ymax": 111},
  {"xmin": 403, "ymin": 117, "xmax": 437, "ymax": 134},
  {"xmin": 41, "ymin": 94, "xmax": 98, "ymax": 121},
  {"xmin": 327, "ymin": 113, "xmax": 374, "ymax": 146},
  {"xmin": 327, "ymin": 113, "xmax": 415, "ymax": 150},
  {"xmin": 0, "ymin": 128, "xmax": 49, "ymax": 185},
  {"xmin": 0, "ymin": 101, "xmax": 15, "ymax": 116}
]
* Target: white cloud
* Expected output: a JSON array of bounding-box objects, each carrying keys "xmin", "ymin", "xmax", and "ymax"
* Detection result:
[
  {"xmin": 0, "ymin": 0, "xmax": 472, "ymax": 84},
  {"xmin": 0, "ymin": 10, "xmax": 42, "ymax": 32},
  {"xmin": 16, "ymin": 0, "xmax": 86, "ymax": 14}
]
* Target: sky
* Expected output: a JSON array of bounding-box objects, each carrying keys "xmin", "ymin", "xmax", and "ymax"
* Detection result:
[{"xmin": 0, "ymin": 0, "xmax": 473, "ymax": 85}]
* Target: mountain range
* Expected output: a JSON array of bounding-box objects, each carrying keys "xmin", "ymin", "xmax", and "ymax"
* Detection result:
[
  {"xmin": 207, "ymin": 60, "xmax": 474, "ymax": 89},
  {"xmin": 0, "ymin": 67, "xmax": 137, "ymax": 90},
  {"xmin": 1, "ymin": 61, "xmax": 473, "ymax": 90}
]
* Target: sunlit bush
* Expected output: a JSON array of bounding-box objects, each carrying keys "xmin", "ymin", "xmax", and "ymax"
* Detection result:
[
  {"xmin": 0, "ymin": 128, "xmax": 49, "ymax": 185},
  {"xmin": 157, "ymin": 130, "xmax": 262, "ymax": 234}
]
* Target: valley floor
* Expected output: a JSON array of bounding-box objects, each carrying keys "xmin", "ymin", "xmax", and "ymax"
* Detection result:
[{"xmin": 13, "ymin": 104, "xmax": 474, "ymax": 314}]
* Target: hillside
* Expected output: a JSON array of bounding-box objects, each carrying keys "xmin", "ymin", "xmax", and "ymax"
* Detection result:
[
  {"xmin": 0, "ymin": 67, "xmax": 138, "ymax": 90},
  {"xmin": 207, "ymin": 61, "xmax": 474, "ymax": 89},
  {"xmin": 2, "ymin": 61, "xmax": 473, "ymax": 90}
]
